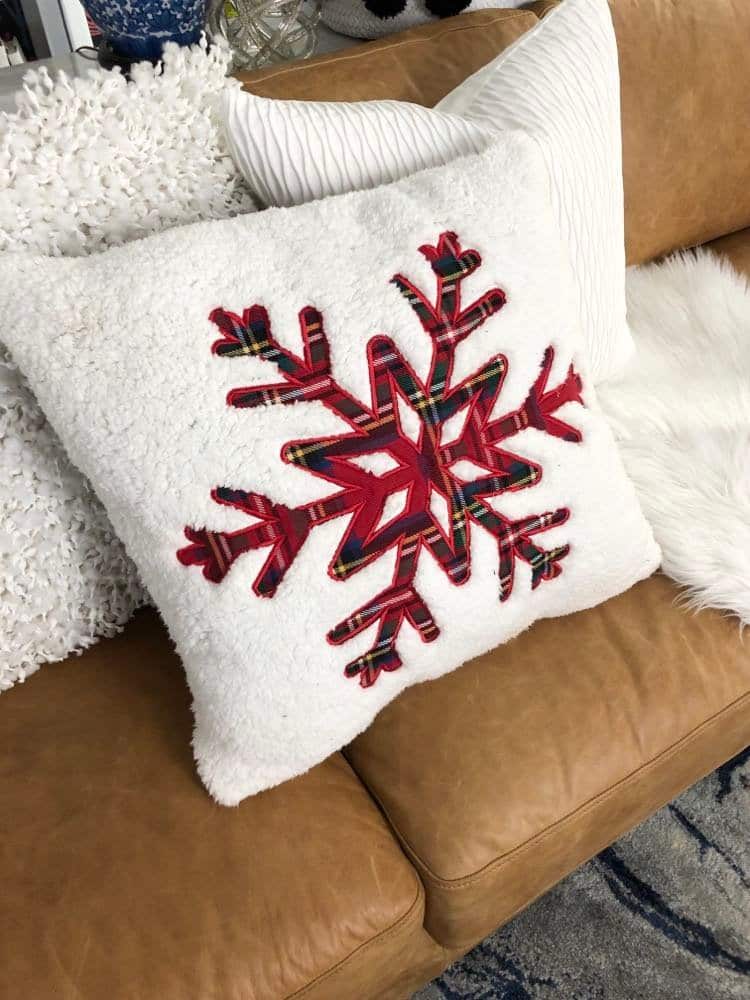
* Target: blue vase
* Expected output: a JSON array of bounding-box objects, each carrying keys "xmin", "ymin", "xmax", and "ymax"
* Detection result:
[{"xmin": 83, "ymin": 0, "xmax": 210, "ymax": 62}]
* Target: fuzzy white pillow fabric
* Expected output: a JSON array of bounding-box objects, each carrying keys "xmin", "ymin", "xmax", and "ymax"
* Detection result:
[
  {"xmin": 0, "ymin": 139, "xmax": 659, "ymax": 802},
  {"xmin": 600, "ymin": 249, "xmax": 750, "ymax": 627},
  {"xmin": 223, "ymin": 0, "xmax": 631, "ymax": 383},
  {"xmin": 0, "ymin": 39, "xmax": 255, "ymax": 692}
]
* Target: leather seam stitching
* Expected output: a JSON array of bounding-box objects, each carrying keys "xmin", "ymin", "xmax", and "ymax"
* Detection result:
[
  {"xmin": 237, "ymin": 11, "xmax": 533, "ymax": 88},
  {"xmin": 359, "ymin": 686, "xmax": 750, "ymax": 891},
  {"xmin": 284, "ymin": 876, "xmax": 425, "ymax": 999}
]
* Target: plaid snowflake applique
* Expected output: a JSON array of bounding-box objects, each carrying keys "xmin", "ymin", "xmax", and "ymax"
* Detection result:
[{"xmin": 178, "ymin": 232, "xmax": 584, "ymax": 686}]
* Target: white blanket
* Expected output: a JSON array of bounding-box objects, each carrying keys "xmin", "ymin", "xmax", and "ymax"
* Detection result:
[{"xmin": 600, "ymin": 249, "xmax": 750, "ymax": 627}]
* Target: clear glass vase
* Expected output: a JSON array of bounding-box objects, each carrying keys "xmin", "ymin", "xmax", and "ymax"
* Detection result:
[{"xmin": 208, "ymin": 0, "xmax": 321, "ymax": 69}]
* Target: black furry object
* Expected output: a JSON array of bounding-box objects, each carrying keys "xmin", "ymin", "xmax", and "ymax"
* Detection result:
[
  {"xmin": 424, "ymin": 0, "xmax": 472, "ymax": 15},
  {"xmin": 363, "ymin": 0, "xmax": 408, "ymax": 19}
]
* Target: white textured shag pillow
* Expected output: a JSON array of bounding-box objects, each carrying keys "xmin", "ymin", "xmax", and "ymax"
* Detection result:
[
  {"xmin": 0, "ymin": 39, "xmax": 255, "ymax": 692},
  {"xmin": 0, "ymin": 139, "xmax": 659, "ymax": 802},
  {"xmin": 224, "ymin": 0, "xmax": 631, "ymax": 383}
]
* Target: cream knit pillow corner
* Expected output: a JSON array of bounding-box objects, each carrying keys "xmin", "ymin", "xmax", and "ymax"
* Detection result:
[{"xmin": 223, "ymin": 0, "xmax": 631, "ymax": 383}]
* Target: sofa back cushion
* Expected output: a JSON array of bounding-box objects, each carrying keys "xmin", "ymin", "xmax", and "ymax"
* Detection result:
[
  {"xmin": 612, "ymin": 0, "xmax": 750, "ymax": 263},
  {"xmin": 238, "ymin": 3, "xmax": 750, "ymax": 264},
  {"xmin": 235, "ymin": 9, "xmax": 536, "ymax": 105}
]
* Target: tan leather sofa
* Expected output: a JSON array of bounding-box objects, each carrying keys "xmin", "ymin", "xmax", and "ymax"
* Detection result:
[{"xmin": 2, "ymin": 4, "xmax": 750, "ymax": 998}]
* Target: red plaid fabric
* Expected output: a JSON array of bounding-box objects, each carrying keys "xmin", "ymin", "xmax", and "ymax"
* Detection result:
[{"xmin": 178, "ymin": 232, "xmax": 584, "ymax": 686}]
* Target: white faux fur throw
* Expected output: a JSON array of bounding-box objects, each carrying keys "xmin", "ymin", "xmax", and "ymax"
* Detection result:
[
  {"xmin": 0, "ymin": 39, "xmax": 254, "ymax": 691},
  {"xmin": 0, "ymin": 139, "xmax": 659, "ymax": 802},
  {"xmin": 599, "ymin": 249, "xmax": 750, "ymax": 627}
]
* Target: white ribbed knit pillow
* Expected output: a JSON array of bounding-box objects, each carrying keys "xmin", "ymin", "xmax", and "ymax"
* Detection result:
[{"xmin": 223, "ymin": 0, "xmax": 631, "ymax": 383}]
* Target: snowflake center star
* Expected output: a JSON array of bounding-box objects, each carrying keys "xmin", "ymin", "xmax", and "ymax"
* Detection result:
[
  {"xmin": 178, "ymin": 231, "xmax": 585, "ymax": 688},
  {"xmin": 371, "ymin": 397, "xmax": 457, "ymax": 539}
]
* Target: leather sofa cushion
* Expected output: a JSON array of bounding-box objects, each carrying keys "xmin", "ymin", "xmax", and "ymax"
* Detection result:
[
  {"xmin": 0, "ymin": 609, "xmax": 446, "ymax": 1000},
  {"xmin": 236, "ymin": 9, "xmax": 536, "ymax": 105},
  {"xmin": 346, "ymin": 573, "xmax": 750, "ymax": 949}
]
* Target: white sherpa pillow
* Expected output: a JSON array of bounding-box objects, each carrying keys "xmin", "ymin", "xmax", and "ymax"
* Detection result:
[
  {"xmin": 224, "ymin": 0, "xmax": 631, "ymax": 383},
  {"xmin": 0, "ymin": 138, "xmax": 659, "ymax": 801},
  {"xmin": 0, "ymin": 38, "xmax": 255, "ymax": 692}
]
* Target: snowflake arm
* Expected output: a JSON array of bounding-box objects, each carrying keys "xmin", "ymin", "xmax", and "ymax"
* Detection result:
[
  {"xmin": 177, "ymin": 485, "xmax": 363, "ymax": 596},
  {"xmin": 486, "ymin": 346, "xmax": 584, "ymax": 445},
  {"xmin": 467, "ymin": 502, "xmax": 571, "ymax": 600},
  {"xmin": 391, "ymin": 230, "xmax": 507, "ymax": 398},
  {"xmin": 328, "ymin": 570, "xmax": 439, "ymax": 688},
  {"xmin": 210, "ymin": 304, "xmax": 373, "ymax": 429}
]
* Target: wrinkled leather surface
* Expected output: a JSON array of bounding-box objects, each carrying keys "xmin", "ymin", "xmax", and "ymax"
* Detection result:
[
  {"xmin": 236, "ymin": 10, "xmax": 536, "ymax": 106},
  {"xmin": 614, "ymin": 0, "xmax": 750, "ymax": 264},
  {"xmin": 347, "ymin": 575, "xmax": 750, "ymax": 948},
  {"xmin": 0, "ymin": 609, "xmax": 447, "ymax": 1000}
]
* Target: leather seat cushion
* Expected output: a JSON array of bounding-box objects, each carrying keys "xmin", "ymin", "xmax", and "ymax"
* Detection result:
[
  {"xmin": 0, "ymin": 609, "xmax": 447, "ymax": 1000},
  {"xmin": 346, "ymin": 574, "xmax": 750, "ymax": 949}
]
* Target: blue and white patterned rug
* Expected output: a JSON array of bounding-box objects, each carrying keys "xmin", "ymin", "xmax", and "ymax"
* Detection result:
[{"xmin": 416, "ymin": 748, "xmax": 750, "ymax": 999}]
